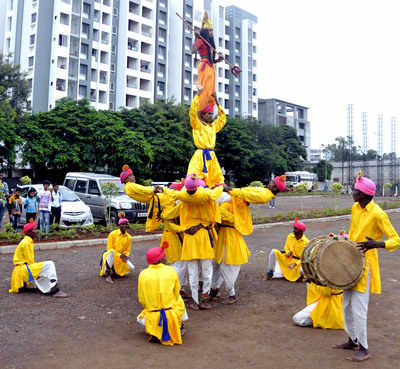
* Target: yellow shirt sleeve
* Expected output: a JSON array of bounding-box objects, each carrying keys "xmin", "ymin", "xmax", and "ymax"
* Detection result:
[
  {"xmin": 230, "ymin": 187, "xmax": 274, "ymax": 204},
  {"xmin": 377, "ymin": 211, "xmax": 400, "ymax": 252},
  {"xmin": 189, "ymin": 95, "xmax": 201, "ymax": 130},
  {"xmin": 175, "ymin": 186, "xmax": 223, "ymax": 203},
  {"xmin": 162, "ymin": 203, "xmax": 182, "ymax": 220},
  {"xmin": 213, "ymin": 104, "xmax": 227, "ymax": 133},
  {"xmin": 124, "ymin": 182, "xmax": 154, "ymax": 203},
  {"xmin": 220, "ymin": 203, "xmax": 234, "ymax": 223},
  {"xmin": 166, "ymin": 222, "xmax": 185, "ymax": 233}
]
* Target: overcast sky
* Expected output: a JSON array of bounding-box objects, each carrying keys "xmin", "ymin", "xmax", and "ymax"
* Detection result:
[{"xmin": 220, "ymin": 0, "xmax": 400, "ymax": 152}]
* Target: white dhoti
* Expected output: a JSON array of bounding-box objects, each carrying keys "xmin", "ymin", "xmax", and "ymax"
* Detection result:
[
  {"xmin": 137, "ymin": 309, "xmax": 189, "ymax": 326},
  {"xmin": 34, "ymin": 261, "xmax": 58, "ymax": 294},
  {"xmin": 187, "ymin": 259, "xmax": 213, "ymax": 304},
  {"xmin": 105, "ymin": 250, "xmax": 135, "ymax": 272},
  {"xmin": 292, "ymin": 301, "xmax": 318, "ymax": 327},
  {"xmin": 172, "ymin": 261, "xmax": 188, "ymax": 287},
  {"xmin": 342, "ymin": 273, "xmax": 370, "ymax": 349},
  {"xmin": 218, "ymin": 263, "xmax": 241, "ymax": 296},
  {"xmin": 211, "ymin": 260, "xmax": 222, "ymax": 289},
  {"xmin": 267, "ymin": 249, "xmax": 283, "ymax": 278}
]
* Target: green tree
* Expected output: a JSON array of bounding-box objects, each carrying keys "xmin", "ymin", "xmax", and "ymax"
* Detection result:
[
  {"xmin": 313, "ymin": 160, "xmax": 333, "ymax": 181},
  {"xmin": 0, "ymin": 54, "xmax": 31, "ymax": 173}
]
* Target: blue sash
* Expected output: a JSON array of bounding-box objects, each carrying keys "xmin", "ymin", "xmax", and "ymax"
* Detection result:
[
  {"xmin": 25, "ymin": 263, "xmax": 34, "ymax": 282},
  {"xmin": 204, "ymin": 226, "xmax": 214, "ymax": 248},
  {"xmin": 202, "ymin": 149, "xmax": 214, "ymax": 173},
  {"xmin": 152, "ymin": 308, "xmax": 171, "ymax": 341}
]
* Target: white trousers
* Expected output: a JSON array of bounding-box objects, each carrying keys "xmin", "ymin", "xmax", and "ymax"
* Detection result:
[
  {"xmin": 137, "ymin": 309, "xmax": 189, "ymax": 326},
  {"xmin": 172, "ymin": 261, "xmax": 188, "ymax": 287},
  {"xmin": 106, "ymin": 251, "xmax": 135, "ymax": 272},
  {"xmin": 34, "ymin": 261, "xmax": 58, "ymax": 294},
  {"xmin": 267, "ymin": 250, "xmax": 283, "ymax": 278},
  {"xmin": 342, "ymin": 274, "xmax": 371, "ymax": 349},
  {"xmin": 292, "ymin": 301, "xmax": 318, "ymax": 327},
  {"xmin": 187, "ymin": 259, "xmax": 213, "ymax": 304},
  {"xmin": 212, "ymin": 262, "xmax": 240, "ymax": 297}
]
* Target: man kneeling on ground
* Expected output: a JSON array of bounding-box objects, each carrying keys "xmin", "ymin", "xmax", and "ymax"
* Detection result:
[
  {"xmin": 9, "ymin": 219, "xmax": 68, "ymax": 297},
  {"xmin": 137, "ymin": 241, "xmax": 188, "ymax": 346}
]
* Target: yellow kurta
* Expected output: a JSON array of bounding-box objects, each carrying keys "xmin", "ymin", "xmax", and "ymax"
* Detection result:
[
  {"xmin": 137, "ymin": 264, "xmax": 185, "ymax": 346},
  {"xmin": 9, "ymin": 236, "xmax": 44, "ymax": 293},
  {"xmin": 162, "ymin": 222, "xmax": 184, "ymax": 264},
  {"xmin": 124, "ymin": 182, "xmax": 176, "ymax": 232},
  {"xmin": 273, "ymin": 233, "xmax": 309, "ymax": 282},
  {"xmin": 163, "ymin": 187, "xmax": 223, "ymax": 260},
  {"xmin": 307, "ymin": 282, "xmax": 343, "ymax": 330},
  {"xmin": 348, "ymin": 200, "xmax": 400, "ymax": 294},
  {"xmin": 215, "ymin": 201, "xmax": 250, "ymax": 265},
  {"xmin": 229, "ymin": 187, "xmax": 275, "ymax": 235},
  {"xmin": 187, "ymin": 95, "xmax": 226, "ymax": 187},
  {"xmin": 198, "ymin": 59, "xmax": 216, "ymax": 112},
  {"xmin": 100, "ymin": 229, "xmax": 132, "ymax": 277}
]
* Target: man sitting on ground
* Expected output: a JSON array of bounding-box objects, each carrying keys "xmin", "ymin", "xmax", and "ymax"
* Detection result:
[
  {"xmin": 9, "ymin": 219, "xmax": 68, "ymax": 297},
  {"xmin": 99, "ymin": 212, "xmax": 134, "ymax": 283},
  {"xmin": 266, "ymin": 218, "xmax": 309, "ymax": 281},
  {"xmin": 137, "ymin": 241, "xmax": 187, "ymax": 346}
]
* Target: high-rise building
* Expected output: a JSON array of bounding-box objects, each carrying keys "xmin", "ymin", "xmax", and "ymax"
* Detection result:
[
  {"xmin": 258, "ymin": 98, "xmax": 311, "ymax": 158},
  {"xmin": 1, "ymin": 0, "xmax": 257, "ymax": 117},
  {"xmin": 224, "ymin": 5, "xmax": 257, "ymax": 118}
]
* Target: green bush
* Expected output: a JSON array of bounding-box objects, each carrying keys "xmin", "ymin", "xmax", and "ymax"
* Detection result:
[
  {"xmin": 331, "ymin": 183, "xmax": 343, "ymax": 194},
  {"xmin": 294, "ymin": 183, "xmax": 308, "ymax": 193},
  {"xmin": 248, "ymin": 181, "xmax": 265, "ymax": 188}
]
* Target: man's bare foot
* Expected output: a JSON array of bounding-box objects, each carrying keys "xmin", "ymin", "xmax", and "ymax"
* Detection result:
[
  {"xmin": 52, "ymin": 290, "xmax": 69, "ymax": 298},
  {"xmin": 223, "ymin": 295, "xmax": 238, "ymax": 305},
  {"xmin": 333, "ymin": 339, "xmax": 358, "ymax": 350},
  {"xmin": 347, "ymin": 348, "xmax": 370, "ymax": 362},
  {"xmin": 180, "ymin": 290, "xmax": 190, "ymax": 300},
  {"xmin": 105, "ymin": 275, "xmax": 114, "ymax": 284}
]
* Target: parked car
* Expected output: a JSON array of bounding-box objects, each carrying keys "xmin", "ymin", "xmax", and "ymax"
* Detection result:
[
  {"xmin": 19, "ymin": 185, "xmax": 94, "ymax": 228},
  {"xmin": 64, "ymin": 172, "xmax": 148, "ymax": 223}
]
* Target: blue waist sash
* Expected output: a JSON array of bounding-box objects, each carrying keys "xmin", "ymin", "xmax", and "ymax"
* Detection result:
[
  {"xmin": 151, "ymin": 308, "xmax": 171, "ymax": 341},
  {"xmin": 201, "ymin": 149, "xmax": 214, "ymax": 174},
  {"xmin": 25, "ymin": 263, "xmax": 34, "ymax": 282},
  {"xmin": 203, "ymin": 225, "xmax": 214, "ymax": 248}
]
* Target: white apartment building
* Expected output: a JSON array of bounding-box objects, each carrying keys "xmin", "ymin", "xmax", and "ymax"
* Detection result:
[{"xmin": 1, "ymin": 0, "xmax": 257, "ymax": 117}]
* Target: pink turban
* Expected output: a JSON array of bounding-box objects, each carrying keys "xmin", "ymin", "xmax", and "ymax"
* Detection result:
[
  {"xmin": 355, "ymin": 176, "xmax": 376, "ymax": 196},
  {"xmin": 118, "ymin": 218, "xmax": 129, "ymax": 225},
  {"xmin": 146, "ymin": 241, "xmax": 169, "ymax": 264},
  {"xmin": 274, "ymin": 175, "xmax": 287, "ymax": 192},
  {"xmin": 184, "ymin": 174, "xmax": 205, "ymax": 191},
  {"xmin": 23, "ymin": 220, "xmax": 37, "ymax": 234},
  {"xmin": 201, "ymin": 105, "xmax": 214, "ymax": 113},
  {"xmin": 120, "ymin": 164, "xmax": 133, "ymax": 184},
  {"xmin": 293, "ymin": 217, "xmax": 306, "ymax": 232}
]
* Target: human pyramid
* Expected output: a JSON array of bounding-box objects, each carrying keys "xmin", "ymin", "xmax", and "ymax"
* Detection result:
[{"xmin": 7, "ymin": 12, "xmax": 400, "ymax": 362}]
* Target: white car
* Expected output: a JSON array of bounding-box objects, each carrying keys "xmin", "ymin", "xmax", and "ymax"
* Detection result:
[{"xmin": 19, "ymin": 184, "xmax": 94, "ymax": 228}]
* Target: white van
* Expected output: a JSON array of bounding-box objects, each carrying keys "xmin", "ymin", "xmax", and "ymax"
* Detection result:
[{"xmin": 64, "ymin": 172, "xmax": 148, "ymax": 223}]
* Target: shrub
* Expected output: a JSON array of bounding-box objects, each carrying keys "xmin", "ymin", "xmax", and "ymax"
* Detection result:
[
  {"xmin": 294, "ymin": 183, "xmax": 308, "ymax": 193},
  {"xmin": 248, "ymin": 180, "xmax": 265, "ymax": 188}
]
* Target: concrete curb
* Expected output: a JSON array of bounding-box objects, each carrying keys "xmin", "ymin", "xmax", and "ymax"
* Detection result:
[{"xmin": 2, "ymin": 208, "xmax": 400, "ymax": 255}]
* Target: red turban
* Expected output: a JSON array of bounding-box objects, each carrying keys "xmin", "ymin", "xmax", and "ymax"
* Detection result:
[
  {"xmin": 293, "ymin": 217, "xmax": 306, "ymax": 232},
  {"xmin": 274, "ymin": 175, "xmax": 287, "ymax": 192},
  {"xmin": 120, "ymin": 164, "xmax": 133, "ymax": 184},
  {"xmin": 146, "ymin": 241, "xmax": 169, "ymax": 265},
  {"xmin": 23, "ymin": 220, "xmax": 37, "ymax": 234},
  {"xmin": 201, "ymin": 105, "xmax": 214, "ymax": 113}
]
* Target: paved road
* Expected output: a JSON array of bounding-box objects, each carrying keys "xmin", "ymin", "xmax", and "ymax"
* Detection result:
[{"xmin": 2, "ymin": 213, "xmax": 400, "ymax": 369}]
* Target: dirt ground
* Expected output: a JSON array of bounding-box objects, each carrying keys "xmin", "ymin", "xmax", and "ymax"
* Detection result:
[{"xmin": 1, "ymin": 211, "xmax": 400, "ymax": 369}]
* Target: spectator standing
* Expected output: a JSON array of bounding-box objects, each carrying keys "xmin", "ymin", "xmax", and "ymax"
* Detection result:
[
  {"xmin": 38, "ymin": 181, "xmax": 52, "ymax": 235},
  {"xmin": 0, "ymin": 173, "xmax": 9, "ymax": 230},
  {"xmin": 9, "ymin": 188, "xmax": 23, "ymax": 232},
  {"xmin": 24, "ymin": 188, "xmax": 38, "ymax": 223},
  {"xmin": 50, "ymin": 184, "xmax": 62, "ymax": 225}
]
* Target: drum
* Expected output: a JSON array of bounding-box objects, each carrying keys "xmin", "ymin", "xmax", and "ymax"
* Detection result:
[{"xmin": 301, "ymin": 236, "xmax": 365, "ymax": 290}]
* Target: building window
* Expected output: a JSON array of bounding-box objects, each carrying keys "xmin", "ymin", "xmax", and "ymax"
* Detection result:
[
  {"xmin": 79, "ymin": 85, "xmax": 87, "ymax": 98},
  {"xmin": 7, "ymin": 16, "xmax": 12, "ymax": 31},
  {"xmin": 91, "ymin": 68, "xmax": 97, "ymax": 82},
  {"xmin": 82, "ymin": 23, "xmax": 90, "ymax": 38},
  {"xmin": 126, "ymin": 75, "xmax": 137, "ymax": 89},
  {"xmin": 126, "ymin": 94, "xmax": 136, "ymax": 108},
  {"xmin": 83, "ymin": 2, "xmax": 91, "ymax": 17},
  {"xmin": 127, "ymin": 56, "xmax": 137, "ymax": 70},
  {"xmin": 56, "ymin": 79, "xmax": 66, "ymax": 91},
  {"xmin": 100, "ymin": 50, "xmax": 108, "ymax": 64},
  {"xmin": 92, "ymin": 48, "xmax": 98, "ymax": 62},
  {"xmin": 142, "ymin": 6, "xmax": 152, "ymax": 20},
  {"xmin": 98, "ymin": 90, "xmax": 106, "ymax": 103},
  {"xmin": 60, "ymin": 13, "xmax": 69, "ymax": 25},
  {"xmin": 80, "ymin": 43, "xmax": 89, "ymax": 59},
  {"xmin": 102, "ymin": 12, "xmax": 110, "ymax": 25},
  {"xmin": 79, "ymin": 64, "xmax": 88, "ymax": 80},
  {"xmin": 6, "ymin": 38, "xmax": 11, "ymax": 53},
  {"xmin": 28, "ymin": 56, "xmax": 34, "ymax": 67},
  {"xmin": 59, "ymin": 34, "xmax": 68, "ymax": 46},
  {"xmin": 99, "ymin": 70, "xmax": 107, "ymax": 84},
  {"xmin": 94, "ymin": 9, "xmax": 100, "ymax": 22},
  {"xmin": 31, "ymin": 13, "xmax": 37, "ymax": 24},
  {"xmin": 253, "ymin": 74, "xmax": 256, "ymax": 82},
  {"xmin": 127, "ymin": 38, "xmax": 138, "ymax": 51},
  {"xmin": 253, "ymin": 31, "xmax": 256, "ymax": 39},
  {"xmin": 57, "ymin": 56, "xmax": 67, "ymax": 69},
  {"xmin": 90, "ymin": 89, "xmax": 96, "ymax": 102},
  {"xmin": 103, "ymin": 0, "xmax": 111, "ymax": 6},
  {"xmin": 101, "ymin": 31, "xmax": 109, "ymax": 44},
  {"xmin": 159, "ymin": 28, "xmax": 166, "ymax": 43},
  {"xmin": 29, "ymin": 34, "xmax": 35, "ymax": 46},
  {"xmin": 93, "ymin": 28, "xmax": 99, "ymax": 41},
  {"xmin": 253, "ymin": 45, "xmax": 256, "ymax": 53},
  {"xmin": 159, "ymin": 10, "xmax": 167, "ymax": 25}
]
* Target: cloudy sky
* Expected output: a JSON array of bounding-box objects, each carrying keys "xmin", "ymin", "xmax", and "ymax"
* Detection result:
[{"xmin": 221, "ymin": 0, "xmax": 400, "ymax": 152}]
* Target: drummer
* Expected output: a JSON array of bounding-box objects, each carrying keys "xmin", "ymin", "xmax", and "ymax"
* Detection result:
[
  {"xmin": 293, "ymin": 282, "xmax": 343, "ymax": 329},
  {"xmin": 334, "ymin": 174, "xmax": 400, "ymax": 362},
  {"xmin": 265, "ymin": 218, "xmax": 309, "ymax": 281}
]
